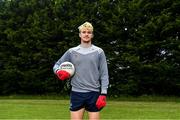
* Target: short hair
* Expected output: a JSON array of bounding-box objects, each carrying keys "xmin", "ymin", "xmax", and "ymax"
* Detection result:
[{"xmin": 78, "ymin": 22, "xmax": 93, "ymax": 32}]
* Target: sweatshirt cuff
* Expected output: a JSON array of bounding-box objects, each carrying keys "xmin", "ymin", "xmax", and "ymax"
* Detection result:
[{"xmin": 101, "ymin": 88, "xmax": 107, "ymax": 95}]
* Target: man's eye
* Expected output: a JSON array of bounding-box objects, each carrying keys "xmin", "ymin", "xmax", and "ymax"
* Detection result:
[{"xmin": 81, "ymin": 31, "xmax": 92, "ymax": 34}]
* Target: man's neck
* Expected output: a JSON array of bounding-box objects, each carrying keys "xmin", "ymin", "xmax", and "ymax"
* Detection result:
[{"xmin": 80, "ymin": 41, "xmax": 92, "ymax": 48}]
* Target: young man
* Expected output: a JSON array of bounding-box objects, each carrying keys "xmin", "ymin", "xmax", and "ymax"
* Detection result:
[{"xmin": 53, "ymin": 22, "xmax": 109, "ymax": 120}]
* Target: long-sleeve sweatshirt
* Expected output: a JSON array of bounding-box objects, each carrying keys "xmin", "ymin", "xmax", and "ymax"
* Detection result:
[{"xmin": 53, "ymin": 45, "xmax": 109, "ymax": 94}]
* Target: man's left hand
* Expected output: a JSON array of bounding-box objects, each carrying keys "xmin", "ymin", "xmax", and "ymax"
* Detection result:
[{"xmin": 96, "ymin": 95, "xmax": 106, "ymax": 109}]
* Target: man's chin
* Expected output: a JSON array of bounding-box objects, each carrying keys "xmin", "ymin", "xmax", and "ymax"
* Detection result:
[{"xmin": 83, "ymin": 40, "xmax": 91, "ymax": 43}]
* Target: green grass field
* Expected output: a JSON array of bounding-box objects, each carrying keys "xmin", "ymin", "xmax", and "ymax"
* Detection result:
[{"xmin": 0, "ymin": 96, "xmax": 180, "ymax": 119}]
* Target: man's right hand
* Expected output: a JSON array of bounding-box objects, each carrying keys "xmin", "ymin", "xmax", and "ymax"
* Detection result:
[{"xmin": 56, "ymin": 70, "xmax": 70, "ymax": 81}]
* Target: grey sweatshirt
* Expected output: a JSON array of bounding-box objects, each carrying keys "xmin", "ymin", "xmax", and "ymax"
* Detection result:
[{"xmin": 53, "ymin": 45, "xmax": 109, "ymax": 94}]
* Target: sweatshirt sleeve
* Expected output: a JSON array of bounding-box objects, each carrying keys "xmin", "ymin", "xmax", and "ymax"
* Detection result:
[
  {"xmin": 99, "ymin": 50, "xmax": 109, "ymax": 94},
  {"xmin": 53, "ymin": 50, "xmax": 71, "ymax": 74}
]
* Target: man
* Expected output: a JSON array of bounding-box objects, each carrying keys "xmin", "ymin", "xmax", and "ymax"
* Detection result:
[{"xmin": 53, "ymin": 22, "xmax": 109, "ymax": 120}]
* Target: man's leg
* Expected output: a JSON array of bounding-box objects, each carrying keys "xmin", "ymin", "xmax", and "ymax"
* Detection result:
[
  {"xmin": 88, "ymin": 111, "xmax": 100, "ymax": 120},
  {"xmin": 71, "ymin": 108, "xmax": 85, "ymax": 120}
]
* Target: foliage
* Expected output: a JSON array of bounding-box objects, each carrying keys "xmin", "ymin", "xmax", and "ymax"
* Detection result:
[{"xmin": 0, "ymin": 0, "xmax": 180, "ymax": 96}]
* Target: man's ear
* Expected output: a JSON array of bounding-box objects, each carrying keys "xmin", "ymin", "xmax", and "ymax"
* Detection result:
[{"xmin": 79, "ymin": 33, "xmax": 81, "ymax": 38}]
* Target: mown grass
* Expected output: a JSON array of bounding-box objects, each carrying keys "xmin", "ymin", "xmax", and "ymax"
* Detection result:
[
  {"xmin": 0, "ymin": 95, "xmax": 180, "ymax": 119},
  {"xmin": 0, "ymin": 99, "xmax": 70, "ymax": 119}
]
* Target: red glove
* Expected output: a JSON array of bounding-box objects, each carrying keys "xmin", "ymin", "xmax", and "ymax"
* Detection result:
[
  {"xmin": 56, "ymin": 70, "xmax": 70, "ymax": 81},
  {"xmin": 96, "ymin": 95, "xmax": 106, "ymax": 110}
]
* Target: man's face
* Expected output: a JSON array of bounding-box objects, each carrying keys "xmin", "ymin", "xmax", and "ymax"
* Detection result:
[{"xmin": 79, "ymin": 29, "xmax": 93, "ymax": 43}]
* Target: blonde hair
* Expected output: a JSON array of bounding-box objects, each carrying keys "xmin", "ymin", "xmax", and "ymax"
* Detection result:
[{"xmin": 78, "ymin": 22, "xmax": 93, "ymax": 32}]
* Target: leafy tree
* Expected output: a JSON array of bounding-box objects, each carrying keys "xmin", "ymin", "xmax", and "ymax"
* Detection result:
[{"xmin": 0, "ymin": 0, "xmax": 180, "ymax": 96}]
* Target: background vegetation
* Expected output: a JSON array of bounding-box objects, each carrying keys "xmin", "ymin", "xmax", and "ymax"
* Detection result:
[{"xmin": 0, "ymin": 0, "xmax": 180, "ymax": 96}]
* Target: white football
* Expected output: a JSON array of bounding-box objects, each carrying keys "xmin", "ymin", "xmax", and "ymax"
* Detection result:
[{"xmin": 59, "ymin": 62, "xmax": 75, "ymax": 77}]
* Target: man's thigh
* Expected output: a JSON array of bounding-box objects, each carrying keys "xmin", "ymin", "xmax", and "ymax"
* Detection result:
[
  {"xmin": 71, "ymin": 108, "xmax": 85, "ymax": 120},
  {"xmin": 88, "ymin": 111, "xmax": 100, "ymax": 120}
]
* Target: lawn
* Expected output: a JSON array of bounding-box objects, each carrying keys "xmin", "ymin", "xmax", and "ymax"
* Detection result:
[{"xmin": 0, "ymin": 97, "xmax": 180, "ymax": 119}]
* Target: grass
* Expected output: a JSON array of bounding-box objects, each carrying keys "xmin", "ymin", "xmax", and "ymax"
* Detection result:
[
  {"xmin": 103, "ymin": 101, "xmax": 180, "ymax": 119},
  {"xmin": 0, "ymin": 99, "xmax": 70, "ymax": 119},
  {"xmin": 0, "ymin": 96, "xmax": 180, "ymax": 119}
]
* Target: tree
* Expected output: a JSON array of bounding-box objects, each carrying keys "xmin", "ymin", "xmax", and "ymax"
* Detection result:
[{"xmin": 0, "ymin": 0, "xmax": 180, "ymax": 96}]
